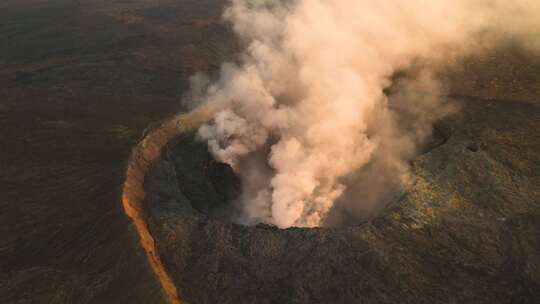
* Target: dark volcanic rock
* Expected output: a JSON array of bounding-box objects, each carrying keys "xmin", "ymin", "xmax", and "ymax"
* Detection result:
[
  {"xmin": 165, "ymin": 134, "xmax": 241, "ymax": 222},
  {"xmin": 144, "ymin": 96, "xmax": 540, "ymax": 304}
]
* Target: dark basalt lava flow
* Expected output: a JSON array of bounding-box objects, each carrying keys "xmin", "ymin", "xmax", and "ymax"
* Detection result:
[{"xmin": 142, "ymin": 96, "xmax": 540, "ymax": 304}]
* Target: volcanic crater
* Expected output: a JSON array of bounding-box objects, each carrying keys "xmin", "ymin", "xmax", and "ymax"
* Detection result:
[
  {"xmin": 131, "ymin": 93, "xmax": 539, "ymax": 304},
  {"xmin": 157, "ymin": 119, "xmax": 452, "ymax": 228}
]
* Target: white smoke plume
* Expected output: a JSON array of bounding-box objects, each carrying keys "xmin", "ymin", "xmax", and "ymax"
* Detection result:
[{"xmin": 190, "ymin": 0, "xmax": 540, "ymax": 228}]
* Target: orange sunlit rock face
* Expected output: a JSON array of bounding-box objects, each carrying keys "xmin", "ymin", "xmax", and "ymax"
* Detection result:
[{"xmin": 121, "ymin": 106, "xmax": 213, "ymax": 304}]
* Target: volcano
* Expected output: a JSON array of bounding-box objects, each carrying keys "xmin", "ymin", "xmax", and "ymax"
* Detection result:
[
  {"xmin": 2, "ymin": 1, "xmax": 540, "ymax": 303},
  {"xmin": 126, "ymin": 93, "xmax": 540, "ymax": 304}
]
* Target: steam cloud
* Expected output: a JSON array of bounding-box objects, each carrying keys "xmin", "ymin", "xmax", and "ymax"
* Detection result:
[{"xmin": 187, "ymin": 0, "xmax": 540, "ymax": 228}]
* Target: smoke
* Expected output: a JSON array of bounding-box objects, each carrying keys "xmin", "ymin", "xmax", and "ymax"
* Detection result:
[
  {"xmin": 188, "ymin": 0, "xmax": 540, "ymax": 228},
  {"xmin": 478, "ymin": 1, "xmax": 540, "ymax": 52}
]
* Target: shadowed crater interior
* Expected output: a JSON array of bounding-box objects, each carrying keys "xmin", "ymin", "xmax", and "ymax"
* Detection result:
[{"xmin": 168, "ymin": 133, "xmax": 242, "ymax": 223}]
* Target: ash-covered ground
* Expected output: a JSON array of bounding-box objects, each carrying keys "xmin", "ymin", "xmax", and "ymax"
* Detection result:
[{"xmin": 1, "ymin": 1, "xmax": 540, "ymax": 304}]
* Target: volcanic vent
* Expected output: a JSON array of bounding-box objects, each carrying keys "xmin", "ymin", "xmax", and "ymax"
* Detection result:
[{"xmin": 159, "ymin": 115, "xmax": 450, "ymax": 229}]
